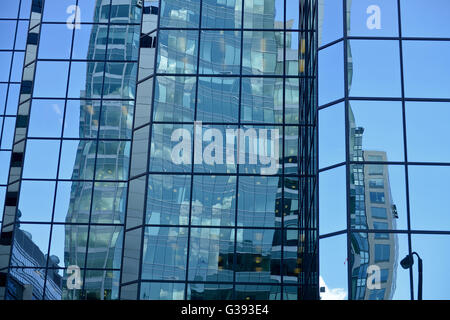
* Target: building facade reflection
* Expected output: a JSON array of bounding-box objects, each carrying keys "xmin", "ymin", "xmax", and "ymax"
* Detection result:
[{"xmin": 0, "ymin": 0, "xmax": 318, "ymax": 300}]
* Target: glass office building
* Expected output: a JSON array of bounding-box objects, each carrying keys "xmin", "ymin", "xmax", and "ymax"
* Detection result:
[
  {"xmin": 0, "ymin": 0, "xmax": 318, "ymax": 300},
  {"xmin": 0, "ymin": 0, "xmax": 449, "ymax": 301},
  {"xmin": 319, "ymin": 0, "xmax": 450, "ymax": 300}
]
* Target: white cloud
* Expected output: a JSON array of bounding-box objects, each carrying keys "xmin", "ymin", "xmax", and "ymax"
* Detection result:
[{"xmin": 319, "ymin": 276, "xmax": 347, "ymax": 300}]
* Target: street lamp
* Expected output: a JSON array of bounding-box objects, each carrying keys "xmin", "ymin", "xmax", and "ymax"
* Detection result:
[{"xmin": 400, "ymin": 252, "xmax": 423, "ymax": 300}]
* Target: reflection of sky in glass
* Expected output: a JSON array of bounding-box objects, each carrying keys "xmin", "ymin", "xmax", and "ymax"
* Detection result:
[
  {"xmin": 1, "ymin": 0, "xmax": 450, "ymax": 301},
  {"xmin": 319, "ymin": 0, "xmax": 450, "ymax": 300}
]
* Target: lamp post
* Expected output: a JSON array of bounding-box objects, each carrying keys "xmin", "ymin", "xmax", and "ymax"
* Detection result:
[{"xmin": 400, "ymin": 252, "xmax": 423, "ymax": 300}]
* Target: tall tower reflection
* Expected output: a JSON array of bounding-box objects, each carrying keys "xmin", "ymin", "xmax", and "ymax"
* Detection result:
[{"xmin": 63, "ymin": 0, "xmax": 137, "ymax": 299}]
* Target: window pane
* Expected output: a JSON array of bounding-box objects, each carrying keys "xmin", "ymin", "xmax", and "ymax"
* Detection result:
[
  {"xmin": 1, "ymin": 117, "xmax": 16, "ymax": 149},
  {"xmin": 318, "ymin": 0, "xmax": 343, "ymax": 46},
  {"xmin": 50, "ymin": 224, "xmax": 88, "ymax": 269},
  {"xmin": 409, "ymin": 166, "xmax": 450, "ymax": 231},
  {"xmin": 149, "ymin": 123, "xmax": 192, "ymax": 173},
  {"xmin": 15, "ymin": 21, "xmax": 29, "ymax": 50},
  {"xmin": 401, "ymin": 0, "xmax": 450, "ymax": 38},
  {"xmin": 406, "ymin": 102, "xmax": 450, "ymax": 163},
  {"xmin": 238, "ymin": 176, "xmax": 280, "ymax": 228},
  {"xmin": 78, "ymin": 0, "xmax": 105, "ymax": 23},
  {"xmin": 243, "ymin": 31, "xmax": 283, "ymax": 75},
  {"xmin": 91, "ymin": 182, "xmax": 127, "ymax": 224},
  {"xmin": 103, "ymin": 62, "xmax": 137, "ymax": 99},
  {"xmin": 157, "ymin": 30, "xmax": 198, "ymax": 74},
  {"xmin": 34, "ymin": 62, "xmax": 69, "ymax": 98},
  {"xmin": 320, "ymin": 235, "xmax": 348, "ymax": 300},
  {"xmin": 0, "ymin": 21, "xmax": 17, "ymax": 49},
  {"xmin": 0, "ymin": 52, "xmax": 12, "ymax": 83},
  {"xmin": 319, "ymin": 166, "xmax": 346, "ymax": 235},
  {"xmin": 285, "ymin": 32, "xmax": 303, "ymax": 76},
  {"xmin": 6, "ymin": 84, "xmax": 20, "ymax": 115},
  {"xmin": 351, "ymin": 164, "xmax": 407, "ymax": 230},
  {"xmin": 99, "ymin": 100, "xmax": 133, "ymax": 139},
  {"xmin": 160, "ymin": 0, "xmax": 200, "ymax": 28},
  {"xmin": 191, "ymin": 175, "xmax": 236, "ymax": 226},
  {"xmin": 11, "ymin": 53, "xmax": 24, "ymax": 83},
  {"xmin": 110, "ymin": 0, "xmax": 141, "ymax": 23},
  {"xmin": 347, "ymin": 0, "xmax": 398, "ymax": 37},
  {"xmin": 319, "ymin": 103, "xmax": 345, "ymax": 168},
  {"xmin": 285, "ymin": 78, "xmax": 300, "ymax": 123},
  {"xmin": 153, "ymin": 76, "xmax": 196, "ymax": 122},
  {"xmin": 285, "ymin": 0, "xmax": 300, "ymax": 30},
  {"xmin": 238, "ymin": 125, "xmax": 282, "ymax": 175},
  {"xmin": 28, "ymin": 100, "xmax": 64, "ymax": 138},
  {"xmin": 235, "ymin": 229, "xmax": 281, "ymax": 284},
  {"xmin": 54, "ymin": 181, "xmax": 93, "ymax": 223},
  {"xmin": 241, "ymin": 77, "xmax": 283, "ymax": 123},
  {"xmin": 193, "ymin": 124, "xmax": 238, "ymax": 174},
  {"xmin": 107, "ymin": 25, "xmax": 140, "ymax": 61},
  {"xmin": 243, "ymin": 0, "xmax": 283, "ymax": 29},
  {"xmin": 201, "ymin": 0, "xmax": 242, "ymax": 29},
  {"xmin": 18, "ymin": 181, "xmax": 55, "ymax": 222},
  {"xmin": 318, "ymin": 42, "xmax": 344, "ymax": 106},
  {"xmin": 412, "ymin": 234, "xmax": 450, "ymax": 300},
  {"xmin": 59, "ymin": 140, "xmax": 96, "ymax": 180},
  {"xmin": 11, "ymin": 224, "xmax": 51, "ymax": 268},
  {"xmin": 62, "ymin": 224, "xmax": 89, "ymax": 268},
  {"xmin": 142, "ymin": 227, "xmax": 189, "ymax": 280},
  {"xmin": 349, "ymin": 101, "xmax": 404, "ymax": 162},
  {"xmin": 403, "ymin": 41, "xmax": 450, "ymax": 99},
  {"xmin": 146, "ymin": 175, "xmax": 191, "ymax": 226},
  {"xmin": 197, "ymin": 77, "xmax": 239, "ymax": 123},
  {"xmin": 140, "ymin": 282, "xmax": 185, "ymax": 300},
  {"xmin": 63, "ymin": 100, "xmax": 100, "ymax": 139},
  {"xmin": 0, "ymin": 152, "xmax": 9, "ymax": 184},
  {"xmin": 348, "ymin": 40, "xmax": 401, "ymax": 98},
  {"xmin": 23, "ymin": 139, "xmax": 60, "ymax": 179},
  {"xmin": 199, "ymin": 30, "xmax": 241, "ymax": 75},
  {"xmin": 84, "ymin": 270, "xmax": 120, "ymax": 300},
  {"xmin": 95, "ymin": 141, "xmax": 131, "ymax": 181},
  {"xmin": 72, "ymin": 24, "xmax": 107, "ymax": 60},
  {"xmin": 1, "ymin": 2, "xmax": 20, "ymax": 19},
  {"xmin": 86, "ymin": 225, "xmax": 123, "ymax": 269},
  {"xmin": 188, "ymin": 228, "xmax": 234, "ymax": 282},
  {"xmin": 350, "ymin": 233, "xmax": 410, "ymax": 300},
  {"xmin": 43, "ymin": 0, "xmax": 76, "ymax": 22},
  {"xmin": 8, "ymin": 268, "xmax": 46, "ymax": 299},
  {"xmin": 38, "ymin": 24, "xmax": 73, "ymax": 59}
]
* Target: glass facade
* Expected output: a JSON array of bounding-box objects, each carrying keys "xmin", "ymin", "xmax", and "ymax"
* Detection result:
[
  {"xmin": 1, "ymin": 0, "xmax": 449, "ymax": 302},
  {"xmin": 0, "ymin": 0, "xmax": 32, "ymax": 232},
  {"xmin": 125, "ymin": 0, "xmax": 318, "ymax": 301},
  {"xmin": 0, "ymin": 0, "xmax": 318, "ymax": 300},
  {"xmin": 319, "ymin": 0, "xmax": 450, "ymax": 300}
]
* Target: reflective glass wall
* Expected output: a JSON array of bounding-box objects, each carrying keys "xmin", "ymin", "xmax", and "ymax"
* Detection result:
[
  {"xmin": 0, "ymin": 0, "xmax": 319, "ymax": 300},
  {"xmin": 122, "ymin": 0, "xmax": 319, "ymax": 300},
  {"xmin": 0, "ymin": 0, "xmax": 142, "ymax": 300},
  {"xmin": 0, "ymin": 1, "xmax": 32, "ymax": 230},
  {"xmin": 319, "ymin": 0, "xmax": 450, "ymax": 300}
]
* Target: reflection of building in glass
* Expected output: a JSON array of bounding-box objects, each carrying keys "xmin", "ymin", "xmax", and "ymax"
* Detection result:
[
  {"xmin": 349, "ymin": 109, "xmax": 399, "ymax": 300},
  {"xmin": 136, "ymin": 0, "xmax": 318, "ymax": 300},
  {"xmin": 62, "ymin": 0, "xmax": 141, "ymax": 300},
  {"xmin": 8, "ymin": 216, "xmax": 62, "ymax": 300},
  {"xmin": 0, "ymin": 0, "xmax": 318, "ymax": 300}
]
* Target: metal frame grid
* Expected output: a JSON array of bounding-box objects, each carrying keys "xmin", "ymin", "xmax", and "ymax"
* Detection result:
[
  {"xmin": 0, "ymin": 0, "xmax": 142, "ymax": 300},
  {"xmin": 119, "ymin": 0, "xmax": 319, "ymax": 300},
  {"xmin": 0, "ymin": 0, "xmax": 31, "ymax": 226},
  {"xmin": 318, "ymin": 0, "xmax": 450, "ymax": 300}
]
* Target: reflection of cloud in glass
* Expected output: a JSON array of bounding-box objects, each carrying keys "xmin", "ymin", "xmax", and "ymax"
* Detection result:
[{"xmin": 319, "ymin": 276, "xmax": 347, "ymax": 300}]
